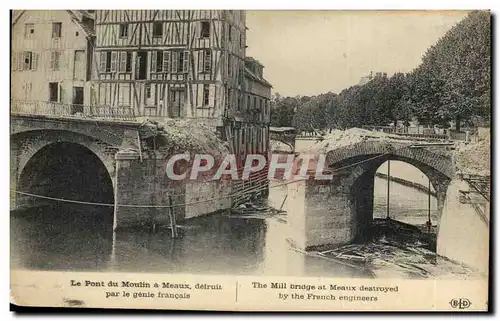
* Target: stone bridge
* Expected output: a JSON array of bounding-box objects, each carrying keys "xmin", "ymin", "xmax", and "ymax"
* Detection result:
[
  {"xmin": 10, "ymin": 113, "xmax": 233, "ymax": 231},
  {"xmin": 286, "ymin": 130, "xmax": 489, "ymax": 273},
  {"xmin": 10, "ymin": 114, "xmax": 142, "ymax": 212}
]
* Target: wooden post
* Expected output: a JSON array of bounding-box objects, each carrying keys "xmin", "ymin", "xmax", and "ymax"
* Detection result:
[
  {"xmin": 386, "ymin": 160, "xmax": 390, "ymax": 220},
  {"xmin": 168, "ymin": 195, "xmax": 178, "ymax": 238},
  {"xmin": 428, "ymin": 179, "xmax": 431, "ymax": 233},
  {"xmin": 279, "ymin": 194, "xmax": 288, "ymax": 212}
]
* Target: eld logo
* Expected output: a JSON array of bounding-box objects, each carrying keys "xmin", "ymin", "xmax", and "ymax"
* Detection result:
[{"xmin": 450, "ymin": 298, "xmax": 471, "ymax": 309}]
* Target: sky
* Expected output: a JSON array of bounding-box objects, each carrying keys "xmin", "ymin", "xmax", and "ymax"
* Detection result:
[{"xmin": 245, "ymin": 10, "xmax": 470, "ymax": 97}]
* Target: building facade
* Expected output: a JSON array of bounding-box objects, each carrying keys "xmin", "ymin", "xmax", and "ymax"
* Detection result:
[
  {"xmin": 235, "ymin": 57, "xmax": 272, "ymax": 162},
  {"xmin": 90, "ymin": 10, "xmax": 271, "ymax": 158},
  {"xmin": 11, "ymin": 10, "xmax": 95, "ymax": 107}
]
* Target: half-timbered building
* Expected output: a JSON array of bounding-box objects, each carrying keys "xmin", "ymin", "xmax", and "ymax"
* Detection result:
[
  {"xmin": 11, "ymin": 10, "xmax": 95, "ymax": 107},
  {"xmin": 90, "ymin": 10, "xmax": 271, "ymax": 157}
]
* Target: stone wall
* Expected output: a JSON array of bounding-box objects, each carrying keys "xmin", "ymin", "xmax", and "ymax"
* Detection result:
[
  {"xmin": 114, "ymin": 150, "xmax": 233, "ymax": 230},
  {"xmin": 185, "ymin": 180, "xmax": 232, "ymax": 219}
]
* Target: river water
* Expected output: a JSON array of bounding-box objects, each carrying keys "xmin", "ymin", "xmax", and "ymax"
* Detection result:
[{"xmin": 10, "ymin": 163, "xmax": 477, "ymax": 279}]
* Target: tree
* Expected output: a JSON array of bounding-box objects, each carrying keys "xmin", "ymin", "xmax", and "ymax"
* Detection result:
[{"xmin": 409, "ymin": 11, "xmax": 491, "ymax": 130}]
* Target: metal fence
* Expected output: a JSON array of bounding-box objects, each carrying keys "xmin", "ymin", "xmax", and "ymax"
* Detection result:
[{"xmin": 10, "ymin": 100, "xmax": 136, "ymax": 121}]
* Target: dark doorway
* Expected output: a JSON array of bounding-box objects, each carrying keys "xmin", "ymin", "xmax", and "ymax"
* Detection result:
[
  {"xmin": 136, "ymin": 51, "xmax": 147, "ymax": 80},
  {"xmin": 49, "ymin": 82, "xmax": 58, "ymax": 102},
  {"xmin": 72, "ymin": 86, "xmax": 84, "ymax": 114}
]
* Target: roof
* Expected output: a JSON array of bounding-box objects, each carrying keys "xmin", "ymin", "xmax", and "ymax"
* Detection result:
[
  {"xmin": 12, "ymin": 10, "xmax": 95, "ymax": 37},
  {"xmin": 66, "ymin": 10, "xmax": 95, "ymax": 37},
  {"xmin": 244, "ymin": 68, "xmax": 272, "ymax": 88}
]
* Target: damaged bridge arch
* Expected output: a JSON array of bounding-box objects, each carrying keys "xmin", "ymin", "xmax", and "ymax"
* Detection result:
[{"xmin": 287, "ymin": 138, "xmax": 455, "ymax": 250}]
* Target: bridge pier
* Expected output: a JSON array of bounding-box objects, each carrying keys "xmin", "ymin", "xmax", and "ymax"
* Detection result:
[
  {"xmin": 113, "ymin": 149, "xmax": 186, "ymax": 231},
  {"xmin": 286, "ymin": 172, "xmax": 372, "ymax": 251}
]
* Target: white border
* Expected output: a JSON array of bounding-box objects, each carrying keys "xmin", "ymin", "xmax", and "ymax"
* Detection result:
[{"xmin": 2, "ymin": 1, "xmax": 498, "ymax": 319}]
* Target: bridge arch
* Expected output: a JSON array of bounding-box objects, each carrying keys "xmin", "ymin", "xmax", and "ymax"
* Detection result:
[
  {"xmin": 11, "ymin": 130, "xmax": 118, "ymax": 212},
  {"xmin": 323, "ymin": 140, "xmax": 453, "ymax": 243}
]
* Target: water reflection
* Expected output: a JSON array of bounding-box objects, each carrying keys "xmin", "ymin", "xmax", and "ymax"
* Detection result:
[{"xmin": 11, "ymin": 176, "xmax": 438, "ymax": 277}]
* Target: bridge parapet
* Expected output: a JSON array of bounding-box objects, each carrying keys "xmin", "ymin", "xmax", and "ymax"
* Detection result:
[{"xmin": 11, "ymin": 100, "xmax": 136, "ymax": 121}]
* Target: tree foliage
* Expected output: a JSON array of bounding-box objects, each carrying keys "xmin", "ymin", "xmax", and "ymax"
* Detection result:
[{"xmin": 269, "ymin": 11, "xmax": 490, "ymax": 132}]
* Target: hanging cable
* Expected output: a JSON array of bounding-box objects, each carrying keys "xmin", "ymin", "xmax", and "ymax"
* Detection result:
[{"xmin": 11, "ymin": 144, "xmax": 415, "ymax": 209}]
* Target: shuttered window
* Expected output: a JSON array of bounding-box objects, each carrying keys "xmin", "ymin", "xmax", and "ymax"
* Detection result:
[
  {"xmin": 203, "ymin": 49, "xmax": 211, "ymax": 73},
  {"xmin": 110, "ymin": 52, "xmax": 118, "ymax": 72},
  {"xmin": 20, "ymin": 51, "xmax": 37, "ymax": 71},
  {"xmin": 182, "ymin": 50, "xmax": 189, "ymax": 73},
  {"xmin": 172, "ymin": 51, "xmax": 189, "ymax": 73},
  {"xmin": 119, "ymin": 52, "xmax": 127, "ymax": 72},
  {"xmin": 100, "ymin": 52, "xmax": 107, "ymax": 72},
  {"xmin": 163, "ymin": 51, "xmax": 170, "ymax": 72},
  {"xmin": 50, "ymin": 51, "xmax": 60, "ymax": 71}
]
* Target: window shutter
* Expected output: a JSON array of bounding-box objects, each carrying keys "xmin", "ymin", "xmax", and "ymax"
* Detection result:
[
  {"xmin": 12, "ymin": 53, "xmax": 17, "ymax": 71},
  {"xmin": 151, "ymin": 51, "xmax": 157, "ymax": 72},
  {"xmin": 18, "ymin": 52, "xmax": 23, "ymax": 71},
  {"xmin": 163, "ymin": 51, "xmax": 170, "ymax": 72},
  {"xmin": 31, "ymin": 53, "xmax": 37, "ymax": 70},
  {"xmin": 110, "ymin": 52, "xmax": 118, "ymax": 72},
  {"xmin": 119, "ymin": 52, "xmax": 127, "ymax": 72},
  {"xmin": 204, "ymin": 50, "xmax": 211, "ymax": 73},
  {"xmin": 99, "ymin": 52, "xmax": 106, "ymax": 72},
  {"xmin": 171, "ymin": 51, "xmax": 178, "ymax": 73},
  {"xmin": 50, "ymin": 52, "xmax": 55, "ymax": 70},
  {"xmin": 183, "ymin": 50, "xmax": 189, "ymax": 73},
  {"xmin": 198, "ymin": 50, "xmax": 203, "ymax": 73},
  {"xmin": 196, "ymin": 21, "xmax": 202, "ymax": 38}
]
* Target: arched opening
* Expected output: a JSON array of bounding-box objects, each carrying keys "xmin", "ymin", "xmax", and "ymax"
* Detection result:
[
  {"xmin": 371, "ymin": 160, "xmax": 439, "ymax": 251},
  {"xmin": 11, "ymin": 142, "xmax": 114, "ymax": 270},
  {"xmin": 374, "ymin": 160, "xmax": 438, "ymax": 227}
]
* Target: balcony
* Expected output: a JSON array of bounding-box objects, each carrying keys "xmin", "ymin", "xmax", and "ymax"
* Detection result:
[{"xmin": 10, "ymin": 100, "xmax": 136, "ymax": 121}]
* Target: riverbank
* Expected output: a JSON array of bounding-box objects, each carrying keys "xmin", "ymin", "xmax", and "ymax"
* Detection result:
[{"xmin": 375, "ymin": 173, "xmax": 437, "ymax": 197}]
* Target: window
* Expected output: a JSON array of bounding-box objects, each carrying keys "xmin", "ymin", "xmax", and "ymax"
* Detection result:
[
  {"xmin": 203, "ymin": 84, "xmax": 210, "ymax": 106},
  {"xmin": 228, "ymin": 26, "xmax": 232, "ymax": 42},
  {"xmin": 172, "ymin": 51, "xmax": 189, "ymax": 73},
  {"xmin": 49, "ymin": 82, "xmax": 58, "ymax": 102},
  {"xmin": 151, "ymin": 51, "xmax": 171, "ymax": 73},
  {"xmin": 199, "ymin": 49, "xmax": 211, "ymax": 73},
  {"xmin": 145, "ymin": 84, "xmax": 151, "ymax": 98},
  {"xmin": 100, "ymin": 51, "xmax": 113, "ymax": 72},
  {"xmin": 119, "ymin": 52, "xmax": 132, "ymax": 72},
  {"xmin": 153, "ymin": 22, "xmax": 163, "ymax": 37},
  {"xmin": 246, "ymin": 94, "xmax": 250, "ymax": 111},
  {"xmin": 162, "ymin": 51, "xmax": 171, "ymax": 72},
  {"xmin": 119, "ymin": 24, "xmax": 129, "ymax": 38},
  {"xmin": 156, "ymin": 51, "xmax": 163, "ymax": 72},
  {"xmin": 227, "ymin": 54, "xmax": 231, "ymax": 76},
  {"xmin": 200, "ymin": 21, "xmax": 210, "ymax": 38},
  {"xmin": 52, "ymin": 22, "xmax": 62, "ymax": 38},
  {"xmin": 76, "ymin": 31, "xmax": 79, "ymax": 36},
  {"xmin": 50, "ymin": 51, "xmax": 60, "ymax": 71},
  {"xmin": 22, "ymin": 51, "xmax": 37, "ymax": 70},
  {"xmin": 24, "ymin": 24, "xmax": 34, "ymax": 38}
]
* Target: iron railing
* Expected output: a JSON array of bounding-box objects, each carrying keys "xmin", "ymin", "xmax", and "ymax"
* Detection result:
[{"xmin": 10, "ymin": 100, "xmax": 136, "ymax": 121}]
